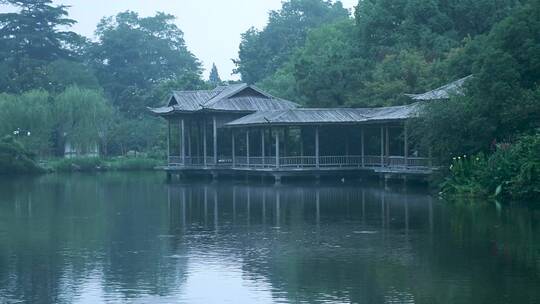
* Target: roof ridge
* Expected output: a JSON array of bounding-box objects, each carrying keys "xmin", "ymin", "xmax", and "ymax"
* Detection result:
[
  {"xmin": 203, "ymin": 83, "xmax": 248, "ymax": 107},
  {"xmin": 173, "ymin": 89, "xmax": 213, "ymax": 93}
]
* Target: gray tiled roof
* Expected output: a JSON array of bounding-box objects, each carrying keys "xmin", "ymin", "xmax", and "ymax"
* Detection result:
[
  {"xmin": 406, "ymin": 75, "xmax": 472, "ymax": 100},
  {"xmin": 225, "ymin": 104, "xmax": 420, "ymax": 127},
  {"xmin": 149, "ymin": 83, "xmax": 299, "ymax": 115}
]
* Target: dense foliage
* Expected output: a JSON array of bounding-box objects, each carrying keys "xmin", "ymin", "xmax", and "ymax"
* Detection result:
[
  {"xmin": 90, "ymin": 11, "xmax": 202, "ymax": 115},
  {"xmin": 242, "ymin": 0, "xmax": 523, "ymax": 107},
  {"xmin": 0, "ymin": 136, "xmax": 43, "ymax": 174},
  {"xmin": 442, "ymin": 133, "xmax": 540, "ymax": 201},
  {"xmin": 0, "ymin": 1, "xmax": 209, "ymax": 158},
  {"xmin": 0, "ymin": 86, "xmax": 113, "ymax": 156},
  {"xmin": 234, "ymin": 0, "xmax": 349, "ymax": 84},
  {"xmin": 414, "ymin": 0, "xmax": 540, "ymax": 160},
  {"xmin": 235, "ymin": 0, "xmax": 539, "ymax": 199}
]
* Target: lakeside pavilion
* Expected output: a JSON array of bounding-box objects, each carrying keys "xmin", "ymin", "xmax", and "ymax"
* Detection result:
[{"xmin": 150, "ymin": 77, "xmax": 469, "ymax": 182}]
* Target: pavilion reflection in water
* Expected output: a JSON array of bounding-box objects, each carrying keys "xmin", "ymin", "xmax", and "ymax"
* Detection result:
[{"xmin": 165, "ymin": 183, "xmax": 435, "ymax": 234}]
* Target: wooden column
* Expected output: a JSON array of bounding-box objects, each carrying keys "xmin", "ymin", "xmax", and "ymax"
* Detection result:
[
  {"xmin": 232, "ymin": 130, "xmax": 236, "ymax": 167},
  {"xmin": 246, "ymin": 129, "xmax": 250, "ymax": 166},
  {"xmin": 315, "ymin": 126, "xmax": 320, "ymax": 168},
  {"xmin": 196, "ymin": 121, "xmax": 200, "ymax": 161},
  {"xmin": 300, "ymin": 127, "xmax": 304, "ymax": 158},
  {"xmin": 187, "ymin": 120, "xmax": 192, "ymax": 158},
  {"xmin": 404, "ymin": 123, "xmax": 408, "ymax": 168},
  {"xmin": 181, "ymin": 119, "xmax": 185, "ymax": 164},
  {"xmin": 261, "ymin": 128, "xmax": 265, "ymax": 165},
  {"xmin": 283, "ymin": 128, "xmax": 289, "ymax": 157},
  {"xmin": 385, "ymin": 126, "xmax": 390, "ymax": 160},
  {"xmin": 361, "ymin": 126, "xmax": 365, "ymax": 167},
  {"xmin": 380, "ymin": 125, "xmax": 384, "ymax": 167},
  {"xmin": 213, "ymin": 116, "xmax": 218, "ymax": 165},
  {"xmin": 345, "ymin": 128, "xmax": 350, "ymax": 157},
  {"xmin": 275, "ymin": 129, "xmax": 280, "ymax": 168},
  {"xmin": 167, "ymin": 120, "xmax": 171, "ymax": 164},
  {"xmin": 203, "ymin": 119, "xmax": 207, "ymax": 166}
]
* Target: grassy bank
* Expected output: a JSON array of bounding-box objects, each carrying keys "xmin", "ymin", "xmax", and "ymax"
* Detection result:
[{"xmin": 44, "ymin": 157, "xmax": 165, "ymax": 172}]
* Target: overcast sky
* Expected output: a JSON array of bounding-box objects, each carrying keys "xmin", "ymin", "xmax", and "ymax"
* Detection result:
[{"xmin": 23, "ymin": 0, "xmax": 354, "ymax": 80}]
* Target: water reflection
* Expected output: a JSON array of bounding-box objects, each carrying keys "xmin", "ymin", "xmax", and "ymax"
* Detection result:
[{"xmin": 0, "ymin": 173, "xmax": 539, "ymax": 304}]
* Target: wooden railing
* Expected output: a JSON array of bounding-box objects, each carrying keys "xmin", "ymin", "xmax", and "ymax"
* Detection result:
[{"xmin": 168, "ymin": 155, "xmax": 435, "ymax": 171}]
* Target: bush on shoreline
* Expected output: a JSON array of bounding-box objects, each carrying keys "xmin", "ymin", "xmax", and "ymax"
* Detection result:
[
  {"xmin": 441, "ymin": 133, "xmax": 540, "ymax": 202},
  {"xmin": 0, "ymin": 136, "xmax": 45, "ymax": 175}
]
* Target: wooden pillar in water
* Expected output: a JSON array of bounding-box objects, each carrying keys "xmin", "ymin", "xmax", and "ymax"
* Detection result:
[
  {"xmin": 213, "ymin": 116, "xmax": 218, "ymax": 165},
  {"xmin": 214, "ymin": 190, "xmax": 218, "ymax": 232},
  {"xmin": 315, "ymin": 126, "xmax": 320, "ymax": 168}
]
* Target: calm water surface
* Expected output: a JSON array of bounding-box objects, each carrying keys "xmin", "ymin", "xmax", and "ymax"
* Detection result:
[{"xmin": 0, "ymin": 173, "xmax": 539, "ymax": 304}]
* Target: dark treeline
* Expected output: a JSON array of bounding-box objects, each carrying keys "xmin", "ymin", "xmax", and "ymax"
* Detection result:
[
  {"xmin": 0, "ymin": 0, "xmax": 213, "ymax": 157},
  {"xmin": 234, "ymin": 0, "xmax": 539, "ymax": 200}
]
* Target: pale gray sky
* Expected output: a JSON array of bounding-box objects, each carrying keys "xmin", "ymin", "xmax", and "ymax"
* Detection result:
[{"xmin": 43, "ymin": 0, "xmax": 357, "ymax": 80}]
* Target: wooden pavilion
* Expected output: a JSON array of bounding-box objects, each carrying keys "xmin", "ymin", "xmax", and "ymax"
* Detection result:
[{"xmin": 150, "ymin": 78, "xmax": 468, "ymax": 182}]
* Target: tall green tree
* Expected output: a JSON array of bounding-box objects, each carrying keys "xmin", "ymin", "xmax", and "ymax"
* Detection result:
[
  {"xmin": 208, "ymin": 63, "xmax": 222, "ymax": 86},
  {"xmin": 414, "ymin": 0, "xmax": 540, "ymax": 160},
  {"xmin": 234, "ymin": 0, "xmax": 349, "ymax": 84},
  {"xmin": 259, "ymin": 0, "xmax": 520, "ymax": 107},
  {"xmin": 90, "ymin": 11, "xmax": 202, "ymax": 116},
  {"xmin": 54, "ymin": 86, "xmax": 113, "ymax": 155},
  {"xmin": 0, "ymin": 0, "xmax": 86, "ymax": 93},
  {"xmin": 0, "ymin": 90, "xmax": 54, "ymax": 156}
]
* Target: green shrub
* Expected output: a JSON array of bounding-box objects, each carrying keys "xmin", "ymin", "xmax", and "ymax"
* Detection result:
[
  {"xmin": 442, "ymin": 133, "xmax": 540, "ymax": 202},
  {"xmin": 51, "ymin": 157, "xmax": 104, "ymax": 172},
  {"xmin": 106, "ymin": 157, "xmax": 162, "ymax": 171},
  {"xmin": 0, "ymin": 136, "xmax": 44, "ymax": 174},
  {"xmin": 442, "ymin": 154, "xmax": 489, "ymax": 197}
]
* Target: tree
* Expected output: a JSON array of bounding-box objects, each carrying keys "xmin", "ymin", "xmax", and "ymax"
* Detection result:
[
  {"xmin": 234, "ymin": 0, "xmax": 349, "ymax": 84},
  {"xmin": 208, "ymin": 63, "xmax": 222, "ymax": 86},
  {"xmin": 414, "ymin": 0, "xmax": 540, "ymax": 161},
  {"xmin": 290, "ymin": 20, "xmax": 365, "ymax": 107},
  {"xmin": 0, "ymin": 0, "xmax": 86, "ymax": 93},
  {"xmin": 90, "ymin": 11, "xmax": 203, "ymax": 116},
  {"xmin": 0, "ymin": 90, "xmax": 54, "ymax": 156},
  {"xmin": 54, "ymin": 86, "xmax": 113, "ymax": 155},
  {"xmin": 256, "ymin": 0, "xmax": 520, "ymax": 108},
  {"xmin": 0, "ymin": 0, "xmax": 80, "ymax": 61}
]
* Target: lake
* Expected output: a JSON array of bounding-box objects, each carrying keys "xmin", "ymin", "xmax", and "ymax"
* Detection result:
[{"xmin": 0, "ymin": 172, "xmax": 539, "ymax": 304}]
